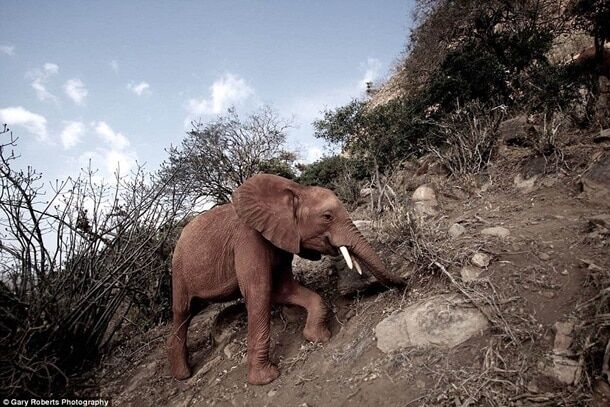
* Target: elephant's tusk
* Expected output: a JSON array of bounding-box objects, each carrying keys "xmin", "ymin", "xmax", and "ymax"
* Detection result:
[
  {"xmin": 339, "ymin": 246, "xmax": 353, "ymax": 270},
  {"xmin": 353, "ymin": 258, "xmax": 363, "ymax": 275}
]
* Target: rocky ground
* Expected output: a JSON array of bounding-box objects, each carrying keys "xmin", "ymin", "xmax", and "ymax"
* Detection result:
[{"xmin": 92, "ymin": 128, "xmax": 610, "ymax": 406}]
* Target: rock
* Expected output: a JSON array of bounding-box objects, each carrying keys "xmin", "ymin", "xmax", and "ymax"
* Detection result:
[
  {"xmin": 267, "ymin": 389, "xmax": 278, "ymax": 397},
  {"xmin": 375, "ymin": 294, "xmax": 489, "ymax": 353},
  {"xmin": 553, "ymin": 321, "xmax": 574, "ymax": 356},
  {"xmin": 411, "ymin": 185, "xmax": 438, "ymax": 216},
  {"xmin": 522, "ymin": 156, "xmax": 547, "ymax": 179},
  {"xmin": 412, "ymin": 185, "xmax": 437, "ymax": 202},
  {"xmin": 448, "ymin": 223, "xmax": 466, "ymax": 238},
  {"xmin": 499, "ymin": 115, "xmax": 533, "ymax": 147},
  {"xmin": 360, "ymin": 187, "xmax": 374, "ymax": 198},
  {"xmin": 549, "ymin": 355, "xmax": 582, "ymax": 385},
  {"xmin": 471, "ymin": 253, "xmax": 491, "ymax": 268},
  {"xmin": 223, "ymin": 341, "xmax": 241, "ymax": 360},
  {"xmin": 480, "ymin": 226, "xmax": 510, "ymax": 238},
  {"xmin": 514, "ymin": 173, "xmax": 539, "ymax": 193},
  {"xmin": 538, "ymin": 252, "xmax": 551, "ymax": 261},
  {"xmin": 580, "ymin": 153, "xmax": 610, "ymax": 207},
  {"xmin": 461, "ymin": 265, "xmax": 484, "ymax": 282}
]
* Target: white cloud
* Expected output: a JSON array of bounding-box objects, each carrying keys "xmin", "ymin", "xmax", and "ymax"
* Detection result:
[
  {"xmin": 187, "ymin": 73, "xmax": 254, "ymax": 116},
  {"xmin": 110, "ymin": 60, "xmax": 119, "ymax": 73},
  {"xmin": 103, "ymin": 149, "xmax": 137, "ymax": 174},
  {"xmin": 60, "ymin": 121, "xmax": 85, "ymax": 149},
  {"xmin": 359, "ymin": 57, "xmax": 382, "ymax": 91},
  {"xmin": 127, "ymin": 81, "xmax": 150, "ymax": 96},
  {"xmin": 94, "ymin": 121, "xmax": 130, "ymax": 150},
  {"xmin": 27, "ymin": 63, "xmax": 59, "ymax": 103},
  {"xmin": 0, "ymin": 45, "xmax": 15, "ymax": 56},
  {"xmin": 77, "ymin": 122, "xmax": 137, "ymax": 176},
  {"xmin": 64, "ymin": 79, "xmax": 88, "ymax": 105},
  {"xmin": 0, "ymin": 106, "xmax": 48, "ymax": 140}
]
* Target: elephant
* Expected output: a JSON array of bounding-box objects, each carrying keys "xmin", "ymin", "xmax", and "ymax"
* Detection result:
[{"xmin": 167, "ymin": 173, "xmax": 405, "ymax": 385}]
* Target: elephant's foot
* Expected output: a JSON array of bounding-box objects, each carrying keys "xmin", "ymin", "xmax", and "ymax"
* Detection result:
[
  {"xmin": 168, "ymin": 342, "xmax": 191, "ymax": 380},
  {"xmin": 171, "ymin": 363, "xmax": 191, "ymax": 380},
  {"xmin": 247, "ymin": 364, "xmax": 280, "ymax": 385},
  {"xmin": 303, "ymin": 324, "xmax": 331, "ymax": 343}
]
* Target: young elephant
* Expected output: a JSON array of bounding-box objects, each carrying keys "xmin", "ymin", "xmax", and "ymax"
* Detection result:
[{"xmin": 167, "ymin": 174, "xmax": 404, "ymax": 385}]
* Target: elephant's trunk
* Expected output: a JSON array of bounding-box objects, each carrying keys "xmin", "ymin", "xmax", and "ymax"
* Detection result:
[{"xmin": 337, "ymin": 222, "xmax": 405, "ymax": 286}]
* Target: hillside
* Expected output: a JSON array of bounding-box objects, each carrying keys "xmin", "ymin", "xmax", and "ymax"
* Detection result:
[{"xmin": 94, "ymin": 130, "xmax": 610, "ymax": 405}]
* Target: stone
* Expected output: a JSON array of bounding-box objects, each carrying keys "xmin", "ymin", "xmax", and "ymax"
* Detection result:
[
  {"xmin": 499, "ymin": 115, "xmax": 532, "ymax": 146},
  {"xmin": 374, "ymin": 294, "xmax": 489, "ymax": 353},
  {"xmin": 471, "ymin": 253, "xmax": 491, "ymax": 268},
  {"xmin": 514, "ymin": 173, "xmax": 539, "ymax": 193},
  {"xmin": 480, "ymin": 226, "xmax": 510, "ymax": 238},
  {"xmin": 360, "ymin": 187, "xmax": 374, "ymax": 198},
  {"xmin": 448, "ymin": 223, "xmax": 466, "ymax": 238},
  {"xmin": 223, "ymin": 341, "xmax": 241, "ymax": 360},
  {"xmin": 549, "ymin": 355, "xmax": 582, "ymax": 385},
  {"xmin": 580, "ymin": 153, "xmax": 610, "ymax": 207},
  {"xmin": 553, "ymin": 321, "xmax": 574, "ymax": 356},
  {"xmin": 538, "ymin": 252, "xmax": 551, "ymax": 261},
  {"xmin": 411, "ymin": 185, "xmax": 438, "ymax": 216},
  {"xmin": 412, "ymin": 185, "xmax": 437, "ymax": 202},
  {"xmin": 267, "ymin": 389, "xmax": 278, "ymax": 397},
  {"xmin": 461, "ymin": 265, "xmax": 484, "ymax": 282}
]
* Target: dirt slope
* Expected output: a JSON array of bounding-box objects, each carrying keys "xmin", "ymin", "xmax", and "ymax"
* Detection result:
[{"xmin": 94, "ymin": 145, "xmax": 610, "ymax": 406}]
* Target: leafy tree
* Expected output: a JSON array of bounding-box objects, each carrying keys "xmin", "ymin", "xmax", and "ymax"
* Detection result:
[
  {"xmin": 162, "ymin": 106, "xmax": 296, "ymax": 205},
  {"xmin": 298, "ymin": 155, "xmax": 368, "ymax": 187}
]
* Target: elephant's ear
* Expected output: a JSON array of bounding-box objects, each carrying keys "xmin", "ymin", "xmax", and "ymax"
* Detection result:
[{"xmin": 232, "ymin": 174, "xmax": 301, "ymax": 254}]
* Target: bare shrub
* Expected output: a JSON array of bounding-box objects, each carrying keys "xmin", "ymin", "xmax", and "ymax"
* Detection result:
[
  {"xmin": 428, "ymin": 101, "xmax": 506, "ymax": 175},
  {"xmin": 162, "ymin": 105, "xmax": 295, "ymax": 205},
  {"xmin": 0, "ymin": 128, "xmax": 191, "ymax": 397},
  {"xmin": 532, "ymin": 112, "xmax": 568, "ymax": 172}
]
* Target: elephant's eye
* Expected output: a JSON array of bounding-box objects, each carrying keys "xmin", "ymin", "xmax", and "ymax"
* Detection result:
[{"xmin": 322, "ymin": 212, "xmax": 333, "ymax": 221}]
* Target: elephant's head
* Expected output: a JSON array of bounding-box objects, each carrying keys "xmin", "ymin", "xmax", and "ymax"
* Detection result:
[{"xmin": 232, "ymin": 174, "xmax": 405, "ymax": 286}]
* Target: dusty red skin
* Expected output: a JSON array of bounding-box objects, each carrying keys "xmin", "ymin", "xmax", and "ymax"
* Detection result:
[{"xmin": 167, "ymin": 174, "xmax": 404, "ymax": 385}]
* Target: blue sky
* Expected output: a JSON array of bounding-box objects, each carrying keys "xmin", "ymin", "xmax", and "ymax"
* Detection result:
[{"xmin": 0, "ymin": 0, "xmax": 414, "ymax": 181}]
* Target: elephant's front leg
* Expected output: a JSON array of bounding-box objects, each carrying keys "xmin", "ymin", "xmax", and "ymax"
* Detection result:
[
  {"xmin": 236, "ymin": 248, "xmax": 280, "ymax": 385},
  {"xmin": 273, "ymin": 272, "xmax": 331, "ymax": 343}
]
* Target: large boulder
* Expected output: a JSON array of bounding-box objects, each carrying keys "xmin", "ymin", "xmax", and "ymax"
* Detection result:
[{"xmin": 374, "ymin": 294, "xmax": 489, "ymax": 353}]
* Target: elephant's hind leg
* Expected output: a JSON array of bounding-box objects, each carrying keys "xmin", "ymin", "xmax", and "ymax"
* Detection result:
[
  {"xmin": 273, "ymin": 274, "xmax": 331, "ymax": 343},
  {"xmin": 167, "ymin": 283, "xmax": 193, "ymax": 380}
]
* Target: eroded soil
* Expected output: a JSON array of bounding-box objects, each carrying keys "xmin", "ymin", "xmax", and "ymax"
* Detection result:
[{"xmin": 94, "ymin": 149, "xmax": 610, "ymax": 406}]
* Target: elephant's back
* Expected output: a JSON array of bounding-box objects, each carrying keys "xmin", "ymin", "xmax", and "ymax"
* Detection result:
[{"xmin": 175, "ymin": 204, "xmax": 238, "ymax": 255}]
